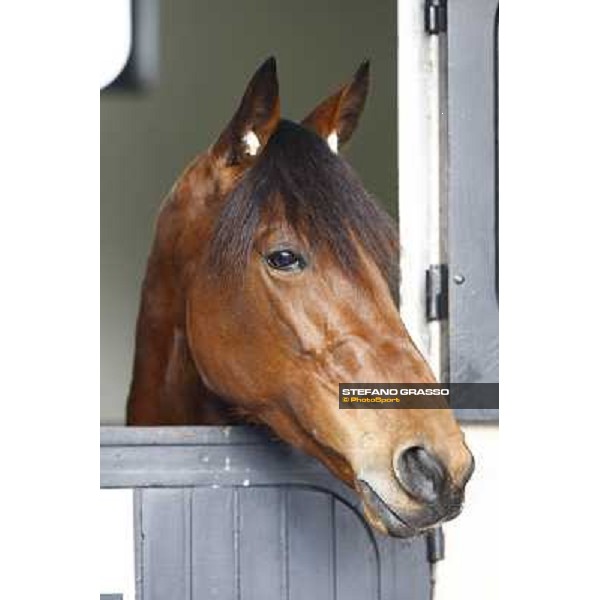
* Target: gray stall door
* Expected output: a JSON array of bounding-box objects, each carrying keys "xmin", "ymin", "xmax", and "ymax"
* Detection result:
[{"xmin": 101, "ymin": 427, "xmax": 437, "ymax": 600}]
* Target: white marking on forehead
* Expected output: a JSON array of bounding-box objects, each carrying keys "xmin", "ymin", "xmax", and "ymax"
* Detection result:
[
  {"xmin": 326, "ymin": 131, "xmax": 339, "ymax": 153},
  {"xmin": 242, "ymin": 130, "xmax": 261, "ymax": 156}
]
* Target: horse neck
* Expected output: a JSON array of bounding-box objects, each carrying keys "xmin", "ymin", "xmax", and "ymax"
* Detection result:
[{"xmin": 126, "ymin": 241, "xmax": 232, "ymax": 425}]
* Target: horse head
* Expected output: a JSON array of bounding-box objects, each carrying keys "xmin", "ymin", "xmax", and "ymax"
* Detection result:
[{"xmin": 127, "ymin": 58, "xmax": 474, "ymax": 537}]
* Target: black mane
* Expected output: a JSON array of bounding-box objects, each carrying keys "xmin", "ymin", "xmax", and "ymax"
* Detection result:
[{"xmin": 209, "ymin": 120, "xmax": 398, "ymax": 288}]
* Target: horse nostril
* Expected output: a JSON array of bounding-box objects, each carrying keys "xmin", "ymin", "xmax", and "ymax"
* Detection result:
[{"xmin": 396, "ymin": 446, "xmax": 447, "ymax": 504}]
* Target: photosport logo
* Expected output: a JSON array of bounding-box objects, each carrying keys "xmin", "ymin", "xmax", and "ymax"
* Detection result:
[{"xmin": 338, "ymin": 383, "xmax": 499, "ymax": 411}]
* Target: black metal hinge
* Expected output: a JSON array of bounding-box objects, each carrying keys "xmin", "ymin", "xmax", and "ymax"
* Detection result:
[
  {"xmin": 426, "ymin": 264, "xmax": 449, "ymax": 321},
  {"xmin": 425, "ymin": 0, "xmax": 448, "ymax": 34},
  {"xmin": 426, "ymin": 527, "xmax": 446, "ymax": 563}
]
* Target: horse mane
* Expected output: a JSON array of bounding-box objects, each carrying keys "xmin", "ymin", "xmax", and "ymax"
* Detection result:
[{"xmin": 208, "ymin": 119, "xmax": 398, "ymax": 289}]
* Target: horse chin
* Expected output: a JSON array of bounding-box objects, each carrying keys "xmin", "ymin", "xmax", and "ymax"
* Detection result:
[
  {"xmin": 357, "ymin": 480, "xmax": 421, "ymax": 538},
  {"xmin": 357, "ymin": 478, "xmax": 467, "ymax": 538}
]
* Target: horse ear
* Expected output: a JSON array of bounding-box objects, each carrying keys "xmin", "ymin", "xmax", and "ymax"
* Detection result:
[
  {"xmin": 301, "ymin": 61, "xmax": 369, "ymax": 153},
  {"xmin": 212, "ymin": 57, "xmax": 280, "ymax": 166}
]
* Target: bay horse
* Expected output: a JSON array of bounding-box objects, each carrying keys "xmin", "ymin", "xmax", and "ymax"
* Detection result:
[{"xmin": 127, "ymin": 58, "xmax": 473, "ymax": 537}]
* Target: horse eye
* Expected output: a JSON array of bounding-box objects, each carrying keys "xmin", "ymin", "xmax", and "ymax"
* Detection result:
[{"xmin": 265, "ymin": 249, "xmax": 306, "ymax": 271}]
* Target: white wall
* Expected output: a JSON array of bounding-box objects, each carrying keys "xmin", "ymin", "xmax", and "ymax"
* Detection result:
[
  {"xmin": 435, "ymin": 425, "xmax": 499, "ymax": 600},
  {"xmin": 99, "ymin": 489, "xmax": 135, "ymax": 600}
]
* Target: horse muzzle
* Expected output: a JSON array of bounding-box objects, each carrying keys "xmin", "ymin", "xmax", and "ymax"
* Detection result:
[{"xmin": 356, "ymin": 445, "xmax": 474, "ymax": 537}]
